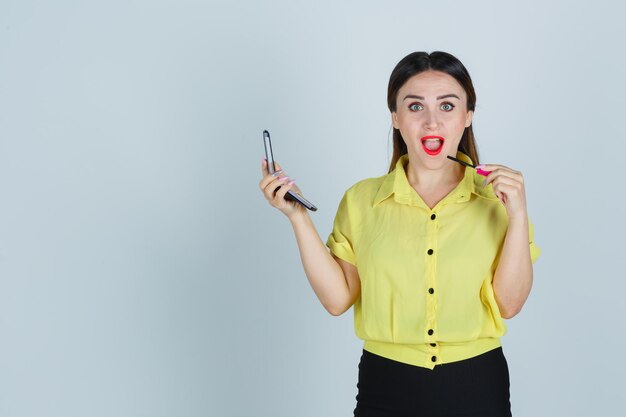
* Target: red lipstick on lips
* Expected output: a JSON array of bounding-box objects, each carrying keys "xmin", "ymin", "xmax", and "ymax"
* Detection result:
[{"xmin": 420, "ymin": 135, "xmax": 445, "ymax": 156}]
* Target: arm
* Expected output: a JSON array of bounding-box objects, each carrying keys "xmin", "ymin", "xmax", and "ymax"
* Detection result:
[
  {"xmin": 289, "ymin": 210, "xmax": 361, "ymax": 316},
  {"xmin": 492, "ymin": 215, "xmax": 533, "ymax": 319},
  {"xmin": 479, "ymin": 163, "xmax": 539, "ymax": 319},
  {"xmin": 259, "ymin": 159, "xmax": 360, "ymax": 315}
]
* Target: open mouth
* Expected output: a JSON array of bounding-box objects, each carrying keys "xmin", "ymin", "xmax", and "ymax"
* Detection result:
[{"xmin": 420, "ymin": 136, "xmax": 445, "ymax": 156}]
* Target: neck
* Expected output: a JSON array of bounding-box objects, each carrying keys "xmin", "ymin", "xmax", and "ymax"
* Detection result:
[{"xmin": 404, "ymin": 152, "xmax": 465, "ymax": 190}]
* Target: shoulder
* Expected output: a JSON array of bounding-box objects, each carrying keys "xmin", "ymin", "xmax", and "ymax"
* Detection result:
[
  {"xmin": 343, "ymin": 173, "xmax": 389, "ymax": 203},
  {"xmin": 330, "ymin": 173, "xmax": 389, "ymax": 225}
]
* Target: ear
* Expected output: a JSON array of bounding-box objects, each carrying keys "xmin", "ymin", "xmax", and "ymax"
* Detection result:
[
  {"xmin": 391, "ymin": 112, "xmax": 399, "ymax": 129},
  {"xmin": 465, "ymin": 110, "xmax": 473, "ymax": 128}
]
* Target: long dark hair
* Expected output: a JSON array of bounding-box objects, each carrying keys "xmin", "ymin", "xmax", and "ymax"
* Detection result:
[{"xmin": 387, "ymin": 51, "xmax": 479, "ymax": 173}]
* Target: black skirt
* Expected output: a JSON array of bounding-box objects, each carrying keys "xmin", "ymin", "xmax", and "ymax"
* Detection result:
[{"xmin": 354, "ymin": 346, "xmax": 512, "ymax": 417}]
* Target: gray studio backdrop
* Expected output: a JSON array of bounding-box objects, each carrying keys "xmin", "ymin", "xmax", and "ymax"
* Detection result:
[{"xmin": 0, "ymin": 1, "xmax": 623, "ymax": 416}]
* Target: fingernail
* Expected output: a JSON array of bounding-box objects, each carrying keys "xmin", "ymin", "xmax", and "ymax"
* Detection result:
[
  {"xmin": 272, "ymin": 170, "xmax": 283, "ymax": 176},
  {"xmin": 288, "ymin": 180, "xmax": 296, "ymax": 185},
  {"xmin": 476, "ymin": 164, "xmax": 485, "ymax": 169},
  {"xmin": 279, "ymin": 176, "xmax": 289, "ymax": 182}
]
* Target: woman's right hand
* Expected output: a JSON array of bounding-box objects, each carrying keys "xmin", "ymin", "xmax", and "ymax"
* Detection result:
[{"xmin": 259, "ymin": 158, "xmax": 307, "ymax": 219}]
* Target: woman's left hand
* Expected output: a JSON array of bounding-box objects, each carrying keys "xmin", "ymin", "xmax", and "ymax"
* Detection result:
[{"xmin": 477, "ymin": 164, "xmax": 528, "ymax": 220}]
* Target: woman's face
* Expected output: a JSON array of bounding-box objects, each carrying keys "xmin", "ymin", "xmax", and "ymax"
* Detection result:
[{"xmin": 392, "ymin": 70, "xmax": 473, "ymax": 169}]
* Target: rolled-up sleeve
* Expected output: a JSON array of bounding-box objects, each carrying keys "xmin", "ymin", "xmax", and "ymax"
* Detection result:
[
  {"xmin": 326, "ymin": 190, "xmax": 357, "ymax": 266},
  {"xmin": 529, "ymin": 219, "xmax": 541, "ymax": 264}
]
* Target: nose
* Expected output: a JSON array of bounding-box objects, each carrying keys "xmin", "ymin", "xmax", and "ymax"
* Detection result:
[{"xmin": 423, "ymin": 109, "xmax": 440, "ymax": 130}]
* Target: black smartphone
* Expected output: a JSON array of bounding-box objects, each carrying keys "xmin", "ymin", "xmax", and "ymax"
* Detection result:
[{"xmin": 263, "ymin": 130, "xmax": 318, "ymax": 211}]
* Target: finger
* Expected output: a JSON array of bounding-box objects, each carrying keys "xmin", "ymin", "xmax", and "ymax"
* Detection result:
[
  {"xmin": 261, "ymin": 158, "xmax": 268, "ymax": 176},
  {"xmin": 261, "ymin": 158, "xmax": 280, "ymax": 180},
  {"xmin": 493, "ymin": 182, "xmax": 523, "ymax": 205},
  {"xmin": 488, "ymin": 177, "xmax": 525, "ymax": 200},
  {"xmin": 483, "ymin": 168, "xmax": 523, "ymax": 188},
  {"xmin": 493, "ymin": 180, "xmax": 524, "ymax": 203},
  {"xmin": 477, "ymin": 163, "xmax": 510, "ymax": 171},
  {"xmin": 493, "ymin": 181, "xmax": 523, "ymax": 200},
  {"xmin": 491, "ymin": 183, "xmax": 506, "ymax": 204},
  {"xmin": 266, "ymin": 160, "xmax": 285, "ymax": 180},
  {"xmin": 260, "ymin": 158, "xmax": 283, "ymax": 175},
  {"xmin": 478, "ymin": 164, "xmax": 522, "ymax": 177},
  {"xmin": 259, "ymin": 168, "xmax": 277, "ymax": 190},
  {"xmin": 490, "ymin": 175, "xmax": 522, "ymax": 190},
  {"xmin": 259, "ymin": 165, "xmax": 289, "ymax": 189},
  {"xmin": 263, "ymin": 175, "xmax": 291, "ymax": 201},
  {"xmin": 274, "ymin": 178, "xmax": 297, "ymax": 202},
  {"xmin": 259, "ymin": 171, "xmax": 286, "ymax": 190},
  {"xmin": 483, "ymin": 167, "xmax": 515, "ymax": 179}
]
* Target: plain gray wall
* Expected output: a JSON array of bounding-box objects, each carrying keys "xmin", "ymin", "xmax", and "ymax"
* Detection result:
[{"xmin": 1, "ymin": 0, "xmax": 624, "ymax": 416}]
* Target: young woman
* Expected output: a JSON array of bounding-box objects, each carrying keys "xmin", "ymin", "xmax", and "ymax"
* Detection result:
[{"xmin": 259, "ymin": 51, "xmax": 541, "ymax": 417}]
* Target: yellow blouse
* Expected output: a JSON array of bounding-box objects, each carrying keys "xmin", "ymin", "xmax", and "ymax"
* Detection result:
[{"xmin": 326, "ymin": 151, "xmax": 541, "ymax": 370}]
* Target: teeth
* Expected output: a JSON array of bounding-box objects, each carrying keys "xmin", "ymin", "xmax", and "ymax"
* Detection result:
[{"xmin": 424, "ymin": 138, "xmax": 442, "ymax": 142}]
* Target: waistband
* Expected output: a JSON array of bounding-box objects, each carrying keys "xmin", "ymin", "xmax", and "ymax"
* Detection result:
[{"xmin": 363, "ymin": 337, "xmax": 502, "ymax": 370}]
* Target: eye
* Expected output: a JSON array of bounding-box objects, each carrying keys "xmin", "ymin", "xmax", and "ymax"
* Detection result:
[
  {"xmin": 408, "ymin": 103, "xmax": 422, "ymax": 111},
  {"xmin": 441, "ymin": 102, "xmax": 455, "ymax": 111}
]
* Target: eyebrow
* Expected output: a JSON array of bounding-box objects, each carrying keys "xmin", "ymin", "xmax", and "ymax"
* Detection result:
[{"xmin": 403, "ymin": 94, "xmax": 461, "ymax": 101}]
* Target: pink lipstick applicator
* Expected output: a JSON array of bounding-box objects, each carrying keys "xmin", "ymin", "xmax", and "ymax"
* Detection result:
[
  {"xmin": 446, "ymin": 155, "xmax": 491, "ymax": 176},
  {"xmin": 447, "ymin": 154, "xmax": 507, "ymax": 204}
]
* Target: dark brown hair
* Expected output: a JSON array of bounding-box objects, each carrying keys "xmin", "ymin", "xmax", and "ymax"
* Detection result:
[{"xmin": 387, "ymin": 51, "xmax": 479, "ymax": 173}]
